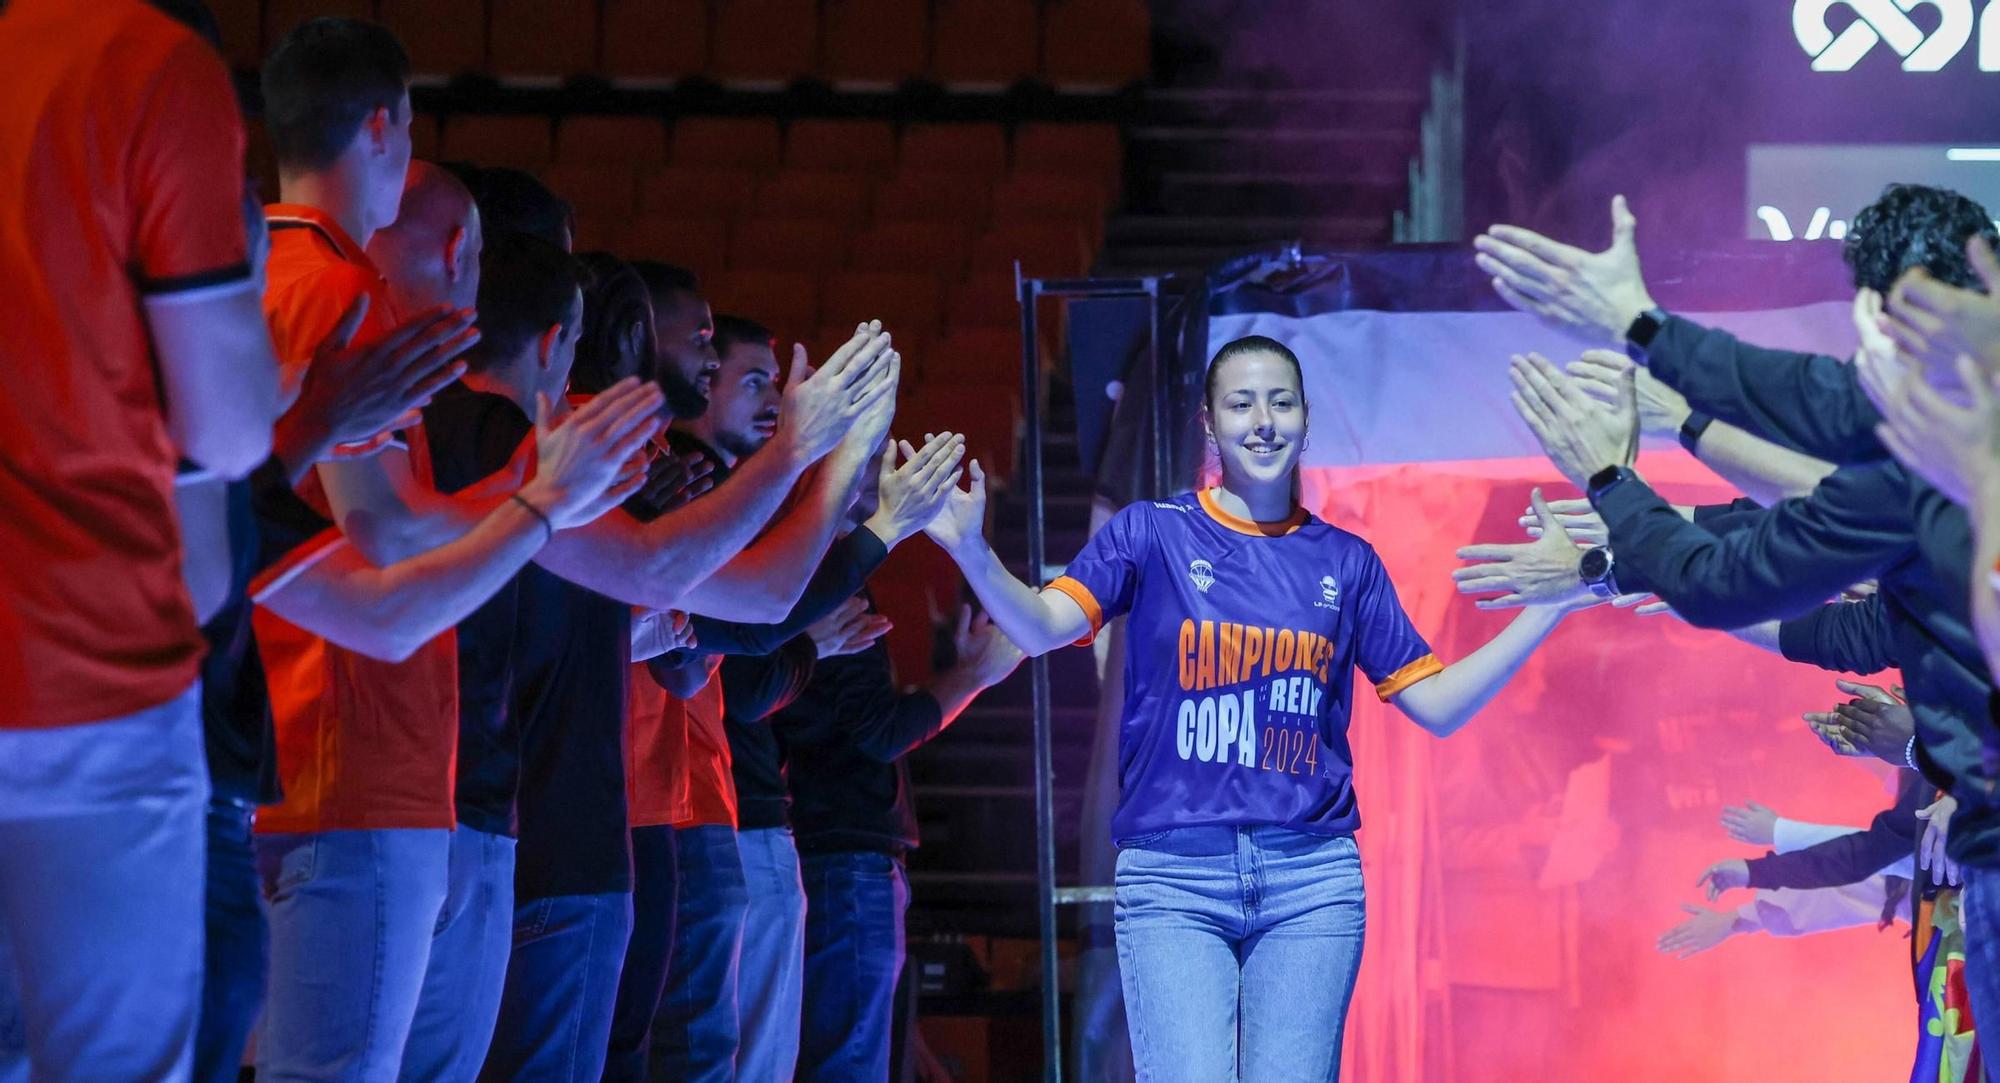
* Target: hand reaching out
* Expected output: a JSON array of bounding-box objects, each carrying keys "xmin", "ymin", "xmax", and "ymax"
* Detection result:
[
  {"xmin": 1880, "ymin": 236, "xmax": 2000, "ymax": 378},
  {"xmin": 636, "ymin": 447, "xmax": 717, "ymax": 514},
  {"xmin": 924, "ymin": 458, "xmax": 989, "ymax": 557},
  {"xmin": 1919, "ymin": 794, "xmax": 1962, "ymax": 888},
  {"xmin": 1719, "ymin": 801, "xmax": 1778, "ymax": 847},
  {"xmin": 1474, "ymin": 195, "xmax": 1659, "ymax": 346},
  {"xmin": 1517, "ymin": 496, "xmax": 1608, "ymax": 545},
  {"xmin": 866, "ymin": 432, "xmax": 968, "ymax": 547},
  {"xmin": 1509, "ymin": 352, "xmax": 1639, "ymax": 489},
  {"xmin": 1656, "ymin": 904, "xmax": 1747, "ymax": 960},
  {"xmin": 778, "ymin": 321, "xmax": 896, "ymax": 465},
  {"xmin": 1566, "ymin": 349, "xmax": 1691, "ymax": 438},
  {"xmin": 805, "ymin": 596, "xmax": 892, "ymax": 659},
  {"xmin": 1452, "ymin": 488, "xmax": 1598, "ymax": 611},
  {"xmin": 294, "ymin": 299, "xmax": 479, "ymax": 450},
  {"xmin": 519, "ymin": 378, "xmax": 664, "ymax": 530},
  {"xmin": 951, "ymin": 605, "xmax": 1025, "ymax": 687},
  {"xmin": 1695, "ymin": 859, "xmax": 1750, "ymax": 901}
]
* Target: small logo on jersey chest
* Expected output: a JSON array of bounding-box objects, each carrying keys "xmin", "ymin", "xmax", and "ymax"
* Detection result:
[
  {"xmin": 1188, "ymin": 559, "xmax": 1217, "ymax": 594},
  {"xmin": 1316, "ymin": 575, "xmax": 1341, "ymax": 611}
]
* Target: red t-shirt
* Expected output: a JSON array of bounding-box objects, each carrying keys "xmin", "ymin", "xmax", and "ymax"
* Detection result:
[
  {"xmin": 627, "ymin": 662, "xmax": 693, "ymax": 828},
  {"xmin": 253, "ymin": 206, "xmax": 461, "ymax": 833},
  {"xmin": 0, "ymin": 0, "xmax": 248, "ymax": 728}
]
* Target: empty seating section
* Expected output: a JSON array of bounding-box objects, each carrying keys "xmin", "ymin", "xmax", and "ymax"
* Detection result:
[{"xmin": 227, "ymin": 0, "xmax": 1148, "ymax": 89}]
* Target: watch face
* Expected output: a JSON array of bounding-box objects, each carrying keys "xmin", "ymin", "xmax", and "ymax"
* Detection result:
[{"xmin": 1579, "ymin": 548, "xmax": 1611, "ymax": 581}]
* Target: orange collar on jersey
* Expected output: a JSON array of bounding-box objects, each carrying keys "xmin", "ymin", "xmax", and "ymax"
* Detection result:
[
  {"xmin": 264, "ymin": 203, "xmax": 375, "ymax": 268},
  {"xmin": 1198, "ymin": 488, "xmax": 1306, "ymax": 537}
]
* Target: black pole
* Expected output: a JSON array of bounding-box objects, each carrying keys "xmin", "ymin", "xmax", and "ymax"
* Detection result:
[{"xmin": 1015, "ymin": 263, "xmax": 1062, "ymax": 1083}]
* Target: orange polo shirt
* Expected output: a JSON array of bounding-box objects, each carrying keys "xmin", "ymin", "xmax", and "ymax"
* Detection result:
[
  {"xmin": 0, "ymin": 1, "xmax": 247, "ymax": 728},
  {"xmin": 677, "ymin": 676, "xmax": 737, "ymax": 828},
  {"xmin": 253, "ymin": 204, "xmax": 461, "ymax": 833},
  {"xmin": 626, "ymin": 663, "xmax": 693, "ymax": 829}
]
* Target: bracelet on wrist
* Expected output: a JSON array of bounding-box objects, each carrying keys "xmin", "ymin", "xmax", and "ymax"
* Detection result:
[
  {"xmin": 1905, "ymin": 734, "xmax": 1919, "ymax": 771},
  {"xmin": 511, "ymin": 492, "xmax": 554, "ymax": 541}
]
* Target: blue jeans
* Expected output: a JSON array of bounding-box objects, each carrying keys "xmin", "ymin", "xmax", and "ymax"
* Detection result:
[
  {"xmin": 403, "ymin": 826, "xmax": 516, "ymax": 1082},
  {"xmin": 1114, "ymin": 826, "xmax": 1365, "ymax": 1083},
  {"xmin": 650, "ymin": 825, "xmax": 748, "ymax": 1083},
  {"xmin": 196, "ymin": 801, "xmax": 266, "ymax": 1083},
  {"xmin": 797, "ymin": 850, "xmax": 908, "ymax": 1083},
  {"xmin": 735, "ymin": 828, "xmax": 806, "ymax": 1083},
  {"xmin": 481, "ymin": 892, "xmax": 633, "ymax": 1082},
  {"xmin": 0, "ymin": 685, "xmax": 207, "ymax": 1083},
  {"xmin": 603, "ymin": 825, "xmax": 677, "ymax": 1082},
  {"xmin": 1956, "ymin": 865, "xmax": 2000, "ymax": 1083},
  {"xmin": 255, "ymin": 828, "xmax": 452, "ymax": 1082}
]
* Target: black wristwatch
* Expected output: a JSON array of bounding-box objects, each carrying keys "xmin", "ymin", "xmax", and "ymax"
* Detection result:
[
  {"xmin": 1579, "ymin": 546, "xmax": 1620, "ymax": 599},
  {"xmin": 1587, "ymin": 465, "xmax": 1635, "ymax": 504},
  {"xmin": 1677, "ymin": 411, "xmax": 1714, "ymax": 454},
  {"xmin": 1624, "ymin": 306, "xmax": 1669, "ymax": 362}
]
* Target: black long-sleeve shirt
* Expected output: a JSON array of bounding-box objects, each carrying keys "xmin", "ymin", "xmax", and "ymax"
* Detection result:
[
  {"xmin": 1611, "ymin": 317, "xmax": 1998, "ymax": 861},
  {"xmin": 774, "ymin": 591, "xmax": 945, "ymax": 856},
  {"xmin": 723, "ymin": 636, "xmax": 818, "ymax": 831},
  {"xmin": 1745, "ymin": 770, "xmax": 1930, "ymax": 890},
  {"xmin": 1777, "ymin": 594, "xmax": 1900, "ymax": 676}
]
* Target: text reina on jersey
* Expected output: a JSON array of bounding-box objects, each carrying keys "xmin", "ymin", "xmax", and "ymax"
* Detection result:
[{"xmin": 1171, "ymin": 618, "xmax": 1333, "ymax": 774}]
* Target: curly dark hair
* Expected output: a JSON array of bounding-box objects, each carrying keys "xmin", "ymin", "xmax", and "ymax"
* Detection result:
[
  {"xmin": 1843, "ymin": 183, "xmax": 1998, "ymax": 292},
  {"xmin": 570, "ymin": 251, "xmax": 656, "ymax": 395}
]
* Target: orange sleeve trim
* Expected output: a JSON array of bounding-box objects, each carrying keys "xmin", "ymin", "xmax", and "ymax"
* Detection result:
[
  {"xmin": 1375, "ymin": 653, "xmax": 1445, "ymax": 702},
  {"xmin": 1045, "ymin": 576, "xmax": 1104, "ymax": 646},
  {"xmin": 248, "ymin": 527, "xmax": 347, "ymax": 603}
]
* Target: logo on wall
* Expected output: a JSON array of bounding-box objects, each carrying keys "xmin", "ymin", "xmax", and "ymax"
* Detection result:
[
  {"xmin": 1188, "ymin": 559, "xmax": 1217, "ymax": 594},
  {"xmin": 1794, "ymin": 0, "xmax": 2000, "ymax": 71}
]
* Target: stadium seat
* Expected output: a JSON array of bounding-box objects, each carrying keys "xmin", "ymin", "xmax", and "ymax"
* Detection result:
[
  {"xmin": 600, "ymin": 0, "xmax": 709, "ymax": 82},
  {"xmin": 711, "ymin": 0, "xmax": 818, "ymax": 85},
  {"xmin": 1041, "ymin": 0, "xmax": 1151, "ymax": 88},
  {"xmin": 990, "ymin": 173, "xmax": 1110, "ymax": 248},
  {"xmin": 1012, "ymin": 123, "xmax": 1124, "ymax": 199},
  {"xmin": 848, "ymin": 222, "xmax": 973, "ymax": 277},
  {"xmin": 489, "ymin": 0, "xmax": 598, "ymax": 80},
  {"xmin": 729, "ymin": 220, "xmax": 853, "ymax": 273},
  {"xmin": 537, "ymin": 163, "xmax": 643, "ymax": 217},
  {"xmin": 969, "ymin": 222, "xmax": 1091, "ymax": 278},
  {"xmin": 871, "ymin": 540, "xmax": 963, "ymax": 685},
  {"xmin": 262, "ymin": 0, "xmax": 372, "ymax": 54},
  {"xmin": 411, "ymin": 112, "xmax": 442, "ymax": 162},
  {"xmin": 872, "ymin": 172, "xmax": 993, "ymax": 224},
  {"xmin": 900, "ymin": 123, "xmax": 1009, "ymax": 178},
  {"xmin": 929, "ymin": 0, "xmax": 1040, "ymax": 87},
  {"xmin": 208, "ymin": 0, "xmax": 261, "ymax": 69},
  {"xmin": 640, "ymin": 167, "xmax": 764, "ymax": 219},
  {"xmin": 246, "ymin": 123, "xmax": 278, "ymax": 203},
  {"xmin": 704, "ymin": 270, "xmax": 822, "ymax": 346},
  {"xmin": 820, "ymin": 0, "xmax": 929, "ymax": 85},
  {"xmin": 946, "ymin": 272, "xmax": 1021, "ymax": 331},
  {"xmin": 784, "ymin": 120, "xmax": 898, "ymax": 175},
  {"xmin": 671, "ymin": 118, "xmax": 784, "ymax": 171},
  {"xmin": 820, "ymin": 271, "xmax": 946, "ymax": 344},
  {"xmin": 557, "ymin": 116, "xmax": 671, "ymax": 168},
  {"xmin": 379, "ymin": 0, "xmax": 487, "ymax": 77},
  {"xmin": 438, "ymin": 115, "xmax": 555, "ymax": 169},
  {"xmin": 752, "ymin": 172, "xmax": 876, "ymax": 226},
  {"xmin": 932, "ymin": 326, "xmax": 1024, "ymax": 387},
  {"xmin": 616, "ymin": 217, "xmax": 731, "ymax": 276}
]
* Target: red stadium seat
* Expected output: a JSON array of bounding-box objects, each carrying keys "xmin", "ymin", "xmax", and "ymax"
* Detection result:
[
  {"xmin": 1012, "ymin": 123, "xmax": 1124, "ymax": 200},
  {"xmin": 752, "ymin": 172, "xmax": 876, "ymax": 226},
  {"xmin": 820, "ymin": 271, "xmax": 946, "ymax": 344},
  {"xmin": 671, "ymin": 118, "xmax": 784, "ymax": 171},
  {"xmin": 262, "ymin": 0, "xmax": 372, "ymax": 54},
  {"xmin": 848, "ymin": 222, "xmax": 973, "ymax": 277},
  {"xmin": 489, "ymin": 0, "xmax": 597, "ymax": 80},
  {"xmin": 411, "ymin": 112, "xmax": 443, "ymax": 162},
  {"xmin": 872, "ymin": 172, "xmax": 993, "ymax": 224},
  {"xmin": 208, "ymin": 0, "xmax": 262, "ymax": 69},
  {"xmin": 930, "ymin": 0, "xmax": 1040, "ymax": 87},
  {"xmin": 729, "ymin": 220, "xmax": 853, "ymax": 273},
  {"xmin": 617, "ymin": 217, "xmax": 731, "ymax": 276},
  {"xmin": 711, "ymin": 0, "xmax": 818, "ymax": 85},
  {"xmin": 990, "ymin": 173, "xmax": 1110, "ymax": 248},
  {"xmin": 246, "ymin": 122, "xmax": 278, "ymax": 203},
  {"xmin": 438, "ymin": 115, "xmax": 555, "ymax": 169},
  {"xmin": 1041, "ymin": 0, "xmax": 1151, "ymax": 88},
  {"xmin": 871, "ymin": 539, "xmax": 963, "ymax": 685},
  {"xmin": 557, "ymin": 116, "xmax": 671, "ymax": 167},
  {"xmin": 379, "ymin": 0, "xmax": 487, "ymax": 77},
  {"xmin": 640, "ymin": 167, "xmax": 764, "ymax": 219},
  {"xmin": 899, "ymin": 123, "xmax": 1009, "ymax": 178},
  {"xmin": 969, "ymin": 222, "xmax": 1091, "ymax": 278},
  {"xmin": 932, "ymin": 326, "xmax": 1024, "ymax": 386},
  {"xmin": 600, "ymin": 0, "xmax": 709, "ymax": 83},
  {"xmin": 537, "ymin": 163, "xmax": 643, "ymax": 217},
  {"xmin": 945, "ymin": 272, "xmax": 1020, "ymax": 331},
  {"xmin": 704, "ymin": 270, "xmax": 822, "ymax": 346},
  {"xmin": 785, "ymin": 120, "xmax": 898, "ymax": 175},
  {"xmin": 820, "ymin": 0, "xmax": 928, "ymax": 85}
]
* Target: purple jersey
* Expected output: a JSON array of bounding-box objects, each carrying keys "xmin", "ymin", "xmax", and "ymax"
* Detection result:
[{"xmin": 1050, "ymin": 490, "xmax": 1441, "ymax": 843}]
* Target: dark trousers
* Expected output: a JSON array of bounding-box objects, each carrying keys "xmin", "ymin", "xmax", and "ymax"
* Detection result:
[{"xmin": 601, "ymin": 824, "xmax": 678, "ymax": 1082}]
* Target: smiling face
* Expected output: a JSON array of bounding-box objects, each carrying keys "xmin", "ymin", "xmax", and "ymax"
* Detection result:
[{"xmin": 1203, "ymin": 347, "xmax": 1308, "ymax": 493}]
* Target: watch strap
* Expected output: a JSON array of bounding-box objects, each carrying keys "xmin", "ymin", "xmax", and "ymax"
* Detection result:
[{"xmin": 1678, "ymin": 411, "xmax": 1714, "ymax": 454}]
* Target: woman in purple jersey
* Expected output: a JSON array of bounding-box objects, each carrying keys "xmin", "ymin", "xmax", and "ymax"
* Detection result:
[{"xmin": 922, "ymin": 335, "xmax": 1597, "ymax": 1081}]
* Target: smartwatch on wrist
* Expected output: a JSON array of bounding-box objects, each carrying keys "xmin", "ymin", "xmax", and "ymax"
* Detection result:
[
  {"xmin": 1587, "ymin": 465, "xmax": 1634, "ymax": 503},
  {"xmin": 1624, "ymin": 306, "xmax": 1669, "ymax": 362},
  {"xmin": 1677, "ymin": 411, "xmax": 1714, "ymax": 454},
  {"xmin": 1579, "ymin": 546, "xmax": 1620, "ymax": 600}
]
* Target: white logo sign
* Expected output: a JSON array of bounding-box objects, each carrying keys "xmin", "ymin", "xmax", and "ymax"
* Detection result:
[
  {"xmin": 1316, "ymin": 575, "xmax": 1342, "ymax": 610},
  {"xmin": 1794, "ymin": 0, "xmax": 2000, "ymax": 71},
  {"xmin": 1188, "ymin": 559, "xmax": 1217, "ymax": 594}
]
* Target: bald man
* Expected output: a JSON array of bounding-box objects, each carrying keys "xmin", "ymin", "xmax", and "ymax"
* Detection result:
[{"xmin": 367, "ymin": 160, "xmax": 483, "ymax": 315}]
